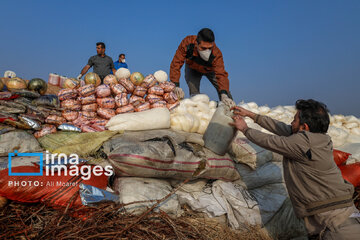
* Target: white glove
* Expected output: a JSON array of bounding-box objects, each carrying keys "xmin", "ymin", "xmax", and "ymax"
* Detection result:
[
  {"xmin": 174, "ymin": 87, "xmax": 185, "ymax": 100},
  {"xmin": 4, "ymin": 70, "xmax": 16, "ymax": 78},
  {"xmin": 77, "ymin": 74, "xmax": 82, "ymax": 80},
  {"xmin": 221, "ymin": 93, "xmax": 235, "ymax": 108}
]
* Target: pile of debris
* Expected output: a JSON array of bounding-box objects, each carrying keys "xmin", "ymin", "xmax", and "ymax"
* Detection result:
[{"xmin": 0, "ymin": 201, "xmax": 271, "ymax": 240}]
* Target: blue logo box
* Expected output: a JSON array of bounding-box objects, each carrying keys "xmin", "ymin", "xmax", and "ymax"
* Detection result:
[{"xmin": 8, "ymin": 150, "xmax": 43, "ymax": 176}]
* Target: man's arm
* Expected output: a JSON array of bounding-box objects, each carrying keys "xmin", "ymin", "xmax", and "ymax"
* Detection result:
[
  {"xmin": 78, "ymin": 65, "xmax": 91, "ymax": 79},
  {"xmin": 169, "ymin": 37, "xmax": 187, "ymax": 87},
  {"xmin": 230, "ymin": 115, "xmax": 306, "ymax": 160},
  {"xmin": 244, "ymin": 128, "xmax": 306, "ymax": 160},
  {"xmin": 232, "ymin": 106, "xmax": 292, "ymax": 136},
  {"xmin": 213, "ymin": 50, "xmax": 230, "ymax": 96}
]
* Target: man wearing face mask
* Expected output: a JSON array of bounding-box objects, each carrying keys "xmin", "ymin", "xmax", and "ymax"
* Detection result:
[
  {"xmin": 170, "ymin": 28, "xmax": 235, "ymax": 107},
  {"xmin": 114, "ymin": 53, "xmax": 128, "ymax": 70}
]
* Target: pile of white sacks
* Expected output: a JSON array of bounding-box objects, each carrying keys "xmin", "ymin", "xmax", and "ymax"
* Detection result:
[
  {"xmin": 170, "ymin": 94, "xmax": 216, "ymax": 134},
  {"xmin": 238, "ymin": 101, "xmax": 360, "ymax": 148},
  {"xmin": 170, "ymin": 95, "xmax": 360, "ymax": 150},
  {"xmin": 112, "ymin": 97, "xmax": 359, "ymax": 239}
]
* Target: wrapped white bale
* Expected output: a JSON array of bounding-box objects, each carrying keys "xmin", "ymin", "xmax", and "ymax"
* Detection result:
[
  {"xmin": 283, "ymin": 105, "xmax": 296, "ymax": 113},
  {"xmin": 258, "ymin": 106, "xmax": 270, "ymax": 115},
  {"xmin": 333, "ymin": 115, "xmax": 345, "ymax": 123},
  {"xmin": 191, "ymin": 94, "xmax": 210, "ymax": 104},
  {"xmin": 332, "ymin": 122, "xmax": 343, "ymax": 128},
  {"xmin": 272, "ymin": 106, "xmax": 285, "ymax": 114},
  {"xmin": 327, "ymin": 126, "xmax": 349, "ymax": 147},
  {"xmin": 113, "ymin": 177, "xmax": 182, "ymax": 216},
  {"xmin": 350, "ymin": 128, "xmax": 360, "ymax": 136},
  {"xmin": 181, "ymin": 98, "xmax": 196, "ymax": 108},
  {"xmin": 198, "ymin": 119, "xmax": 210, "ymax": 134},
  {"xmin": 209, "ymin": 101, "xmax": 217, "ymax": 109},
  {"xmin": 106, "ymin": 108, "xmax": 170, "ymax": 131},
  {"xmin": 247, "ymin": 102, "xmax": 258, "ymax": 109},
  {"xmin": 345, "ymin": 115, "xmax": 359, "ymax": 124},
  {"xmin": 344, "ymin": 122, "xmax": 358, "ymax": 129},
  {"xmin": 238, "ymin": 103, "xmax": 251, "ymax": 110},
  {"xmin": 196, "ymin": 102, "xmax": 210, "ymax": 113},
  {"xmin": 346, "ymin": 134, "xmax": 360, "ymax": 144}
]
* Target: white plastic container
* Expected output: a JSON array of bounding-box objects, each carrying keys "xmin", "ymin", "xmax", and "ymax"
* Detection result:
[
  {"xmin": 48, "ymin": 73, "xmax": 60, "ymax": 86},
  {"xmin": 59, "ymin": 75, "xmax": 67, "ymax": 88},
  {"xmin": 203, "ymin": 103, "xmax": 236, "ymax": 155}
]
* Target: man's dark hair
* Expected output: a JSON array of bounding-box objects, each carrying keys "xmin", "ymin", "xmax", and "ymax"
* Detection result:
[
  {"xmin": 119, "ymin": 53, "xmax": 125, "ymax": 58},
  {"xmin": 295, "ymin": 99, "xmax": 330, "ymax": 133},
  {"xmin": 197, "ymin": 28, "xmax": 215, "ymax": 43},
  {"xmin": 96, "ymin": 42, "xmax": 105, "ymax": 49}
]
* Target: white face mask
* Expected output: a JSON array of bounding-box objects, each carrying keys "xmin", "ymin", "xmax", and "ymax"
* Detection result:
[
  {"xmin": 198, "ymin": 49, "xmax": 212, "ymax": 61},
  {"xmin": 121, "ymin": 59, "xmax": 126, "ymax": 63}
]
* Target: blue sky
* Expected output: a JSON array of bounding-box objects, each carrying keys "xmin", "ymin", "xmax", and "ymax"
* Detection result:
[{"xmin": 1, "ymin": 0, "xmax": 359, "ymax": 116}]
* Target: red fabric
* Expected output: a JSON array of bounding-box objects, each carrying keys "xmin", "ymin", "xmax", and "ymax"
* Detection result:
[
  {"xmin": 333, "ymin": 149, "xmax": 351, "ymax": 166},
  {"xmin": 0, "ymin": 94, "xmax": 20, "ymax": 100},
  {"xmin": 0, "ymin": 117, "xmax": 16, "ymax": 123},
  {"xmin": 0, "ymin": 164, "xmax": 108, "ymax": 208},
  {"xmin": 338, "ymin": 163, "xmax": 360, "ymax": 187}
]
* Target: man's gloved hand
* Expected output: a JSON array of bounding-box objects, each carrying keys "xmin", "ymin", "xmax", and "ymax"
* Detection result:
[
  {"xmin": 77, "ymin": 74, "xmax": 82, "ymax": 80},
  {"xmin": 174, "ymin": 87, "xmax": 185, "ymax": 100},
  {"xmin": 221, "ymin": 93, "xmax": 235, "ymax": 108}
]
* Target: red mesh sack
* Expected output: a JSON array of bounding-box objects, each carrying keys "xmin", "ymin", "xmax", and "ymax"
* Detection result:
[
  {"xmin": 333, "ymin": 149, "xmax": 351, "ymax": 166},
  {"xmin": 338, "ymin": 163, "xmax": 360, "ymax": 187}
]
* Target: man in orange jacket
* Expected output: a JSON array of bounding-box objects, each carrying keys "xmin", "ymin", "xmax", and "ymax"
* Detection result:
[{"xmin": 170, "ymin": 28, "xmax": 235, "ymax": 107}]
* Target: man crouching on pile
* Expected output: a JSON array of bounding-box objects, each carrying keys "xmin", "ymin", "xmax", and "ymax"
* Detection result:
[{"xmin": 230, "ymin": 99, "xmax": 360, "ymax": 239}]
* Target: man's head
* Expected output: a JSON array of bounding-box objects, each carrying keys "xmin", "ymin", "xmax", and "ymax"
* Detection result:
[
  {"xmin": 96, "ymin": 42, "xmax": 106, "ymax": 56},
  {"xmin": 119, "ymin": 53, "xmax": 125, "ymax": 63},
  {"xmin": 196, "ymin": 28, "xmax": 215, "ymax": 51},
  {"xmin": 291, "ymin": 99, "xmax": 330, "ymax": 134}
]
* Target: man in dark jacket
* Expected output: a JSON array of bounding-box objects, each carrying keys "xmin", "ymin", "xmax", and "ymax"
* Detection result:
[{"xmin": 230, "ymin": 99, "xmax": 360, "ymax": 239}]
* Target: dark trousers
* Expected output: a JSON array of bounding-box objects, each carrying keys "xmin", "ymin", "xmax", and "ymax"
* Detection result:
[{"xmin": 185, "ymin": 64, "xmax": 231, "ymax": 100}]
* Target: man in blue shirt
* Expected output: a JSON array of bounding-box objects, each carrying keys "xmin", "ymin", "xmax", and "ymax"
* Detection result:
[{"xmin": 114, "ymin": 53, "xmax": 128, "ymax": 70}]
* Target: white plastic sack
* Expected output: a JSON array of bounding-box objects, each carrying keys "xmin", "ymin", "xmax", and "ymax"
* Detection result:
[
  {"xmin": 229, "ymin": 133, "xmax": 274, "ymax": 169},
  {"xmin": 191, "ymin": 94, "xmax": 210, "ymax": 104},
  {"xmin": 346, "ymin": 134, "xmax": 360, "ymax": 144},
  {"xmin": 235, "ymin": 162, "xmax": 284, "ymax": 189},
  {"xmin": 176, "ymin": 182, "xmax": 227, "ymax": 218},
  {"xmin": 338, "ymin": 143, "xmax": 360, "ymax": 163},
  {"xmin": 106, "ymin": 108, "xmax": 170, "ymax": 131},
  {"xmin": 212, "ymin": 180, "xmax": 262, "ymax": 229},
  {"xmin": 0, "ymin": 131, "xmax": 43, "ymax": 157},
  {"xmin": 113, "ymin": 177, "xmax": 182, "ymax": 217},
  {"xmin": 328, "ymin": 126, "xmax": 349, "ymax": 147}
]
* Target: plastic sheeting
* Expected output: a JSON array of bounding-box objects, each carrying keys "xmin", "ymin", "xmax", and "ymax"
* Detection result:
[{"xmin": 79, "ymin": 183, "xmax": 119, "ymax": 206}]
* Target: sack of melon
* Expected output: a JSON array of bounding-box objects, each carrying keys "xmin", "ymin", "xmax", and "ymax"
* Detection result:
[{"xmin": 84, "ymin": 72, "xmax": 101, "ymax": 87}]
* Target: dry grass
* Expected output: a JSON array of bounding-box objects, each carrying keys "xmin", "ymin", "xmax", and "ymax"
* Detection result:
[{"xmin": 0, "ymin": 201, "xmax": 272, "ymax": 240}]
